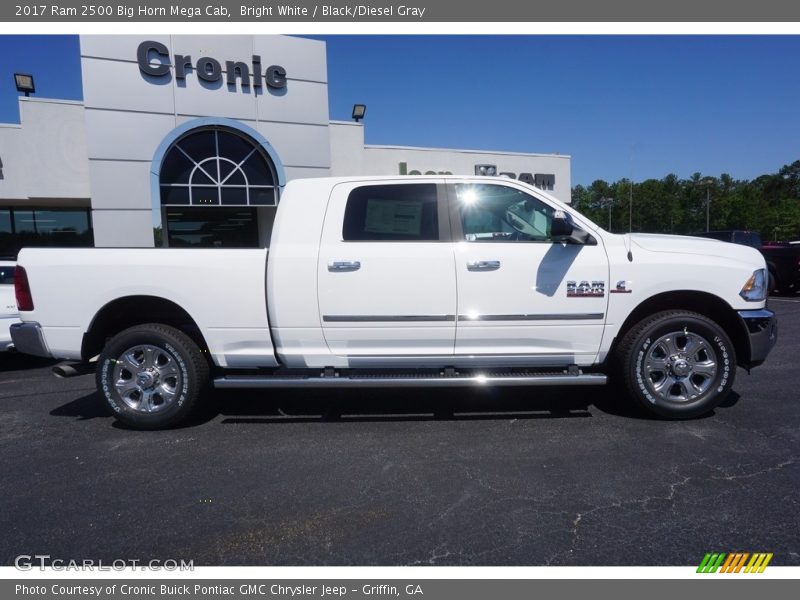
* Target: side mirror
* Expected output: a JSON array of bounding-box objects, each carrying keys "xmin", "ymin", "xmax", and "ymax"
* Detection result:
[
  {"xmin": 551, "ymin": 211, "xmax": 574, "ymax": 239},
  {"xmin": 551, "ymin": 210, "xmax": 597, "ymax": 245}
]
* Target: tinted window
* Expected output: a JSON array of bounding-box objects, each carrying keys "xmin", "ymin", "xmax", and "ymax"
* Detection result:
[
  {"xmin": 732, "ymin": 231, "xmax": 762, "ymax": 248},
  {"xmin": 0, "ymin": 265, "xmax": 15, "ymax": 285},
  {"xmin": 696, "ymin": 231, "xmax": 730, "ymax": 242},
  {"xmin": 0, "ymin": 208, "xmax": 93, "ymax": 259},
  {"xmin": 0, "ymin": 210, "xmax": 12, "ymax": 258},
  {"xmin": 12, "ymin": 209, "xmax": 93, "ymax": 249},
  {"xmin": 165, "ymin": 207, "xmax": 258, "ymax": 248},
  {"xmin": 160, "ymin": 127, "xmax": 278, "ymax": 207},
  {"xmin": 343, "ymin": 184, "xmax": 439, "ymax": 241},
  {"xmin": 455, "ymin": 184, "xmax": 554, "ymax": 242}
]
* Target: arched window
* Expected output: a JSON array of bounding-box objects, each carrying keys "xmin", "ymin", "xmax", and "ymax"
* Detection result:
[{"xmin": 159, "ymin": 126, "xmax": 278, "ymax": 207}]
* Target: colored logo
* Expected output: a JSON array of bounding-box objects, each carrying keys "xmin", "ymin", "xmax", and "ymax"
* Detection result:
[
  {"xmin": 697, "ymin": 552, "xmax": 773, "ymax": 573},
  {"xmin": 567, "ymin": 280, "xmax": 605, "ymax": 297}
]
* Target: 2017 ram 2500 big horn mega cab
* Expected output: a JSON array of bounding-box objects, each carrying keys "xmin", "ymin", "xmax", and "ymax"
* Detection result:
[{"xmin": 11, "ymin": 176, "xmax": 777, "ymax": 429}]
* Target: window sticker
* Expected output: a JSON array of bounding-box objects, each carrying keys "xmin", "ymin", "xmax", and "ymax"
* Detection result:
[{"xmin": 364, "ymin": 199, "xmax": 423, "ymax": 236}]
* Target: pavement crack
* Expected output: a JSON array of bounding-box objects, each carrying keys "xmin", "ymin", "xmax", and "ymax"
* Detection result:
[
  {"xmin": 557, "ymin": 456, "xmax": 796, "ymax": 563},
  {"xmin": 708, "ymin": 457, "xmax": 797, "ymax": 481},
  {"xmin": 407, "ymin": 544, "xmax": 455, "ymax": 565},
  {"xmin": 712, "ymin": 416, "xmax": 795, "ymax": 443}
]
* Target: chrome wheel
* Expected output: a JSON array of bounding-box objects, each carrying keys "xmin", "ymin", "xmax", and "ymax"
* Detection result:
[
  {"xmin": 112, "ymin": 344, "xmax": 183, "ymax": 413},
  {"xmin": 642, "ymin": 330, "xmax": 718, "ymax": 403}
]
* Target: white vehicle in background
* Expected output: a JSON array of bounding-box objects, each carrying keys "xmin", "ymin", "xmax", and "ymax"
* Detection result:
[
  {"xmin": 10, "ymin": 176, "xmax": 777, "ymax": 429},
  {"xmin": 0, "ymin": 261, "xmax": 20, "ymax": 351}
]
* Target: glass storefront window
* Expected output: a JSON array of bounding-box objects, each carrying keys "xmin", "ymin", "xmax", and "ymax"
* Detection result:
[
  {"xmin": 0, "ymin": 208, "xmax": 93, "ymax": 258},
  {"xmin": 0, "ymin": 210, "xmax": 13, "ymax": 259},
  {"xmin": 13, "ymin": 209, "xmax": 93, "ymax": 248},
  {"xmin": 165, "ymin": 207, "xmax": 259, "ymax": 248},
  {"xmin": 160, "ymin": 127, "xmax": 278, "ymax": 208}
]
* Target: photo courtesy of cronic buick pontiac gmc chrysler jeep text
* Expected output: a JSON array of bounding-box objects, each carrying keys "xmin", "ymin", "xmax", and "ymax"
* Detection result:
[{"xmin": 10, "ymin": 176, "xmax": 777, "ymax": 429}]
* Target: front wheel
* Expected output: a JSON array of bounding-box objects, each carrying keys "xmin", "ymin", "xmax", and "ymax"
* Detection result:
[
  {"xmin": 615, "ymin": 310, "xmax": 736, "ymax": 419},
  {"xmin": 97, "ymin": 324, "xmax": 210, "ymax": 429}
]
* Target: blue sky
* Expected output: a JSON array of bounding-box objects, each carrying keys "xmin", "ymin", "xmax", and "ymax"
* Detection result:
[{"xmin": 1, "ymin": 35, "xmax": 798, "ymax": 185}]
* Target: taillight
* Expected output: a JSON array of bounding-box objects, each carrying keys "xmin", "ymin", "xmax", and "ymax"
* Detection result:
[{"xmin": 14, "ymin": 266, "xmax": 34, "ymax": 311}]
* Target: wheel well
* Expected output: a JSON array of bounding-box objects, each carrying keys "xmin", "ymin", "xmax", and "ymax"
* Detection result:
[
  {"xmin": 607, "ymin": 291, "xmax": 750, "ymax": 367},
  {"xmin": 81, "ymin": 296, "xmax": 209, "ymax": 362}
]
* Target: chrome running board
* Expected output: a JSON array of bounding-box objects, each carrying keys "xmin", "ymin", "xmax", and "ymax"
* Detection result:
[{"xmin": 214, "ymin": 371, "xmax": 607, "ymax": 389}]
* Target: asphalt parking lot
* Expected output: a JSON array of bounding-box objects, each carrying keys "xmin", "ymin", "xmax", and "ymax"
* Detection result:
[{"xmin": 1, "ymin": 298, "xmax": 798, "ymax": 567}]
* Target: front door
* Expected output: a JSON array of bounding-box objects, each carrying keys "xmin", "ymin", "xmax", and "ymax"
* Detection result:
[
  {"xmin": 449, "ymin": 181, "xmax": 609, "ymax": 366},
  {"xmin": 317, "ymin": 180, "xmax": 457, "ymax": 364}
]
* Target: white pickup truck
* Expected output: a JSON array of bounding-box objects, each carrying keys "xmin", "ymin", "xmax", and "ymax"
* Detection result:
[{"xmin": 11, "ymin": 176, "xmax": 777, "ymax": 428}]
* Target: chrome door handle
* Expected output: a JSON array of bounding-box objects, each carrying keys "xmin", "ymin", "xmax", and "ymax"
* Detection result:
[
  {"xmin": 328, "ymin": 260, "xmax": 361, "ymax": 272},
  {"xmin": 467, "ymin": 260, "xmax": 501, "ymax": 271}
]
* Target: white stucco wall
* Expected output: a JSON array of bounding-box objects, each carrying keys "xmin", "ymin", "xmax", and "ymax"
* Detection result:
[{"xmin": 0, "ymin": 98, "xmax": 90, "ymax": 204}]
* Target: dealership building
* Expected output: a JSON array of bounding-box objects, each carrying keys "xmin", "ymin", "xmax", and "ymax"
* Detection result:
[{"xmin": 0, "ymin": 35, "xmax": 571, "ymax": 256}]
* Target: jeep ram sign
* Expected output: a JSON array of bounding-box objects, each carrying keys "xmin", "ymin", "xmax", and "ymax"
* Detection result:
[
  {"xmin": 136, "ymin": 40, "xmax": 287, "ymax": 89},
  {"xmin": 397, "ymin": 161, "xmax": 555, "ymax": 191}
]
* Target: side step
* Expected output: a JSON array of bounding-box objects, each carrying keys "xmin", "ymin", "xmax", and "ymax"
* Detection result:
[{"xmin": 214, "ymin": 371, "xmax": 607, "ymax": 389}]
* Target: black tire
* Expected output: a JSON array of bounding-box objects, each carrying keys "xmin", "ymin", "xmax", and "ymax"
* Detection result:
[
  {"xmin": 96, "ymin": 324, "xmax": 209, "ymax": 429},
  {"xmin": 767, "ymin": 269, "xmax": 777, "ymax": 295},
  {"xmin": 615, "ymin": 310, "xmax": 735, "ymax": 419}
]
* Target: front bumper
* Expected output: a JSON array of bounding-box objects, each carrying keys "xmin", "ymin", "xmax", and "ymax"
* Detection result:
[
  {"xmin": 738, "ymin": 309, "xmax": 778, "ymax": 368},
  {"xmin": 9, "ymin": 322, "xmax": 51, "ymax": 358}
]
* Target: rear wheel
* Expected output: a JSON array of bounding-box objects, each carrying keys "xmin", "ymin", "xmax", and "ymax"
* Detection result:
[
  {"xmin": 616, "ymin": 310, "xmax": 735, "ymax": 419},
  {"xmin": 97, "ymin": 324, "xmax": 209, "ymax": 429}
]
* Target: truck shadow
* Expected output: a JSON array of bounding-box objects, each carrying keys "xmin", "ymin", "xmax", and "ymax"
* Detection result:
[
  {"xmin": 214, "ymin": 385, "xmax": 646, "ymax": 424},
  {"xmin": 49, "ymin": 386, "xmax": 740, "ymax": 427},
  {"xmin": 50, "ymin": 391, "xmax": 111, "ymax": 421},
  {"xmin": 0, "ymin": 353, "xmax": 58, "ymax": 373}
]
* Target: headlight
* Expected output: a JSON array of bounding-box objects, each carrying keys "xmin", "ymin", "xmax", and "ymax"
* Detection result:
[{"xmin": 739, "ymin": 268, "xmax": 767, "ymax": 302}]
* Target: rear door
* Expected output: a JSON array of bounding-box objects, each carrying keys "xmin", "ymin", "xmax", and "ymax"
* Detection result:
[{"xmin": 317, "ymin": 180, "xmax": 457, "ymax": 364}]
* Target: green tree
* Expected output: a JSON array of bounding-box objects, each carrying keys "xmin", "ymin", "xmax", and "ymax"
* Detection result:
[{"xmin": 570, "ymin": 161, "xmax": 800, "ymax": 240}]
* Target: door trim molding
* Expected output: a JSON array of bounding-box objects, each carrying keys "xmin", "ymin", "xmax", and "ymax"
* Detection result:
[
  {"xmin": 323, "ymin": 314, "xmax": 457, "ymax": 322},
  {"xmin": 457, "ymin": 313, "xmax": 604, "ymax": 321}
]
